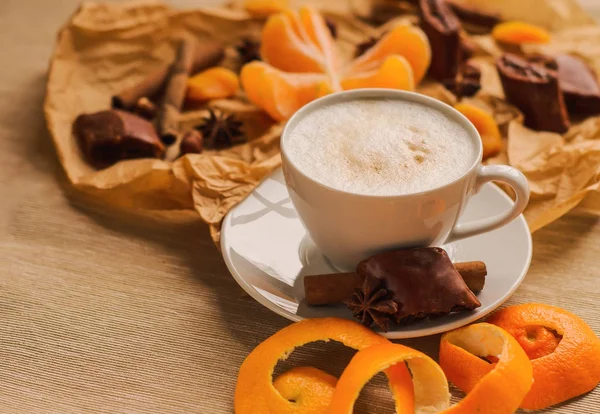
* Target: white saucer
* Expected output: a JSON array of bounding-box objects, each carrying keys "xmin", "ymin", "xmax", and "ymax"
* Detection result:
[{"xmin": 221, "ymin": 168, "xmax": 532, "ymax": 339}]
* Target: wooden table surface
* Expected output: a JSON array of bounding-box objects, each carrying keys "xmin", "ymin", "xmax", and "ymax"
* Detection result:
[{"xmin": 1, "ymin": 0, "xmax": 599, "ymax": 413}]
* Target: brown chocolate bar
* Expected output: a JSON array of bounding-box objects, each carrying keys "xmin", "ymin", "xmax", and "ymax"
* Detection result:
[
  {"xmin": 497, "ymin": 54, "xmax": 570, "ymax": 133},
  {"xmin": 556, "ymin": 54, "xmax": 600, "ymax": 115},
  {"xmin": 346, "ymin": 247, "xmax": 481, "ymax": 331},
  {"xmin": 73, "ymin": 109, "xmax": 164, "ymax": 168},
  {"xmin": 420, "ymin": 0, "xmax": 462, "ymax": 81},
  {"xmin": 448, "ymin": 1, "xmax": 502, "ymax": 33}
]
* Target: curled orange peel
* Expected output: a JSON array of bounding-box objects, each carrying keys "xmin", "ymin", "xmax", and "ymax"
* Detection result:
[
  {"xmin": 233, "ymin": 317, "xmax": 413, "ymax": 414},
  {"xmin": 186, "ymin": 67, "xmax": 239, "ymax": 102},
  {"xmin": 330, "ymin": 323, "xmax": 532, "ymax": 414},
  {"xmin": 487, "ymin": 304, "xmax": 600, "ymax": 410},
  {"xmin": 241, "ymin": 6, "xmax": 431, "ymax": 121}
]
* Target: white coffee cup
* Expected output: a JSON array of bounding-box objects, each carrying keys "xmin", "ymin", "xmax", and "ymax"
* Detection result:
[{"xmin": 281, "ymin": 89, "xmax": 530, "ymax": 271}]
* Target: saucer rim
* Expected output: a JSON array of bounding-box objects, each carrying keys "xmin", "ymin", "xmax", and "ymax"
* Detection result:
[{"xmin": 220, "ymin": 172, "xmax": 533, "ymax": 339}]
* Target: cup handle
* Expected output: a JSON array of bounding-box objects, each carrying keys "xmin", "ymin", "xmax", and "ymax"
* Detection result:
[{"xmin": 446, "ymin": 165, "xmax": 530, "ymax": 243}]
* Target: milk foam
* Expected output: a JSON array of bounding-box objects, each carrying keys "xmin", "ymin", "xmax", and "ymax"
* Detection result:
[{"xmin": 285, "ymin": 98, "xmax": 476, "ymax": 196}]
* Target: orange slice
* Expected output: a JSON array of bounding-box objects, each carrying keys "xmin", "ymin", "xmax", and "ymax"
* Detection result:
[
  {"xmin": 492, "ymin": 21, "xmax": 551, "ymax": 45},
  {"xmin": 240, "ymin": 61, "xmax": 331, "ymax": 121},
  {"xmin": 341, "ymin": 55, "xmax": 415, "ymax": 91},
  {"xmin": 439, "ymin": 323, "xmax": 533, "ymax": 414},
  {"xmin": 488, "ymin": 304, "xmax": 600, "ymax": 410},
  {"xmin": 260, "ymin": 9, "xmax": 325, "ymax": 73},
  {"xmin": 345, "ymin": 24, "xmax": 432, "ymax": 83},
  {"xmin": 233, "ymin": 317, "xmax": 413, "ymax": 414},
  {"xmin": 186, "ymin": 67, "xmax": 239, "ymax": 102}
]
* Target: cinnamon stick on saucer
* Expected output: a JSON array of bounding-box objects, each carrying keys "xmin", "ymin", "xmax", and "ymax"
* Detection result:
[
  {"xmin": 304, "ymin": 261, "xmax": 486, "ymax": 306},
  {"xmin": 111, "ymin": 41, "xmax": 225, "ymax": 114}
]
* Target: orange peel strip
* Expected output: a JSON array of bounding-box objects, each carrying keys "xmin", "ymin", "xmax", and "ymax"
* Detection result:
[
  {"xmin": 488, "ymin": 304, "xmax": 600, "ymax": 410},
  {"xmin": 233, "ymin": 317, "xmax": 413, "ymax": 414},
  {"xmin": 439, "ymin": 323, "xmax": 533, "ymax": 414},
  {"xmin": 186, "ymin": 67, "xmax": 239, "ymax": 102},
  {"xmin": 341, "ymin": 55, "xmax": 415, "ymax": 92},
  {"xmin": 492, "ymin": 21, "xmax": 551, "ymax": 45},
  {"xmin": 345, "ymin": 24, "xmax": 431, "ymax": 83},
  {"xmin": 240, "ymin": 61, "xmax": 331, "ymax": 121},
  {"xmin": 454, "ymin": 103, "xmax": 502, "ymax": 160},
  {"xmin": 329, "ymin": 343, "xmax": 449, "ymax": 414}
]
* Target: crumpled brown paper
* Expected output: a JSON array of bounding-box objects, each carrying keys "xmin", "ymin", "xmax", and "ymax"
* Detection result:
[{"xmin": 45, "ymin": 0, "xmax": 600, "ymax": 245}]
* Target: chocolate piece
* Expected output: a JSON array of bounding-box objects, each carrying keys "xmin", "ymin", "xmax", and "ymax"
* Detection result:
[
  {"xmin": 196, "ymin": 109, "xmax": 246, "ymax": 149},
  {"xmin": 442, "ymin": 60, "xmax": 481, "ymax": 99},
  {"xmin": 345, "ymin": 274, "xmax": 398, "ymax": 331},
  {"xmin": 420, "ymin": 0, "xmax": 462, "ymax": 80},
  {"xmin": 556, "ymin": 54, "xmax": 600, "ymax": 115},
  {"xmin": 356, "ymin": 247, "xmax": 481, "ymax": 326},
  {"xmin": 73, "ymin": 109, "xmax": 164, "ymax": 168},
  {"xmin": 179, "ymin": 130, "xmax": 204, "ymax": 155},
  {"xmin": 497, "ymin": 54, "xmax": 570, "ymax": 133},
  {"xmin": 448, "ymin": 1, "xmax": 502, "ymax": 33}
]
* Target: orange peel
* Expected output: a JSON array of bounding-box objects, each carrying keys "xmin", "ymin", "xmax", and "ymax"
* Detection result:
[
  {"xmin": 488, "ymin": 303, "xmax": 600, "ymax": 410},
  {"xmin": 233, "ymin": 317, "xmax": 413, "ymax": 414},
  {"xmin": 186, "ymin": 67, "xmax": 239, "ymax": 102},
  {"xmin": 439, "ymin": 323, "xmax": 533, "ymax": 414},
  {"xmin": 241, "ymin": 5, "xmax": 431, "ymax": 121},
  {"xmin": 330, "ymin": 323, "xmax": 532, "ymax": 413},
  {"xmin": 492, "ymin": 21, "xmax": 551, "ymax": 45}
]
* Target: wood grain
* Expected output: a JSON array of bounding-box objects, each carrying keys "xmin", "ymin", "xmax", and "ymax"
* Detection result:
[{"xmin": 0, "ymin": 1, "xmax": 598, "ymax": 413}]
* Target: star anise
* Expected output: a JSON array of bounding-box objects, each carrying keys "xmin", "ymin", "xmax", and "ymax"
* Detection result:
[
  {"xmin": 442, "ymin": 60, "xmax": 482, "ymax": 99},
  {"xmin": 236, "ymin": 38, "xmax": 261, "ymax": 64},
  {"xmin": 345, "ymin": 273, "xmax": 398, "ymax": 332},
  {"xmin": 195, "ymin": 109, "xmax": 246, "ymax": 149}
]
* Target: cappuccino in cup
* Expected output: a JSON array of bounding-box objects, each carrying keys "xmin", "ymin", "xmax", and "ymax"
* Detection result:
[{"xmin": 285, "ymin": 98, "xmax": 476, "ymax": 196}]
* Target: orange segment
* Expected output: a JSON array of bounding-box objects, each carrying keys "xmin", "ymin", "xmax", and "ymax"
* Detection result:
[
  {"xmin": 298, "ymin": 6, "xmax": 341, "ymax": 77},
  {"xmin": 345, "ymin": 24, "xmax": 431, "ymax": 83},
  {"xmin": 233, "ymin": 317, "xmax": 413, "ymax": 414},
  {"xmin": 439, "ymin": 323, "xmax": 533, "ymax": 414},
  {"xmin": 260, "ymin": 12, "xmax": 324, "ymax": 73},
  {"xmin": 492, "ymin": 21, "xmax": 551, "ymax": 45},
  {"xmin": 487, "ymin": 303, "xmax": 600, "ymax": 410},
  {"xmin": 329, "ymin": 343, "xmax": 446, "ymax": 413},
  {"xmin": 241, "ymin": 61, "xmax": 332, "ymax": 121},
  {"xmin": 243, "ymin": 0, "xmax": 289, "ymax": 16},
  {"xmin": 454, "ymin": 103, "xmax": 502, "ymax": 160},
  {"xmin": 186, "ymin": 67, "xmax": 239, "ymax": 102},
  {"xmin": 341, "ymin": 55, "xmax": 415, "ymax": 91}
]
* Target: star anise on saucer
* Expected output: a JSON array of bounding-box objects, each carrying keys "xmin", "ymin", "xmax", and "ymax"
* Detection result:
[
  {"xmin": 345, "ymin": 273, "xmax": 398, "ymax": 332},
  {"xmin": 236, "ymin": 38, "xmax": 261, "ymax": 64},
  {"xmin": 195, "ymin": 109, "xmax": 246, "ymax": 149}
]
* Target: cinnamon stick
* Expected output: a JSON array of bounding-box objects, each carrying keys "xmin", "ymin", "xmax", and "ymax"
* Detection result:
[
  {"xmin": 157, "ymin": 39, "xmax": 195, "ymax": 145},
  {"xmin": 304, "ymin": 261, "xmax": 486, "ymax": 306},
  {"xmin": 111, "ymin": 41, "xmax": 225, "ymax": 115}
]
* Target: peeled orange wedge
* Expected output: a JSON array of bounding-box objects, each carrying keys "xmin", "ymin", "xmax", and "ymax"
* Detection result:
[{"xmin": 241, "ymin": 6, "xmax": 432, "ymax": 121}]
